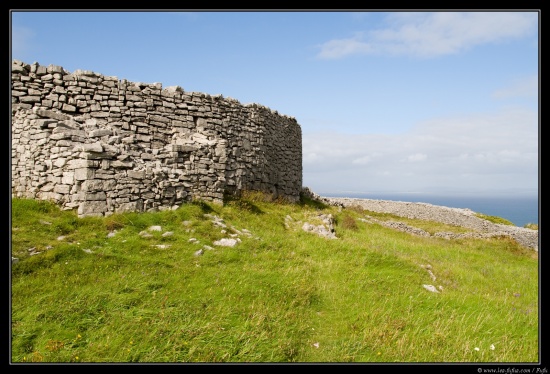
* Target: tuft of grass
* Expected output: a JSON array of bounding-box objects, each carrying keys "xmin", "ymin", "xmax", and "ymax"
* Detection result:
[
  {"xmin": 340, "ymin": 214, "xmax": 359, "ymax": 231},
  {"xmin": 474, "ymin": 213, "xmax": 514, "ymax": 226},
  {"xmin": 11, "ymin": 197, "xmax": 538, "ymax": 363}
]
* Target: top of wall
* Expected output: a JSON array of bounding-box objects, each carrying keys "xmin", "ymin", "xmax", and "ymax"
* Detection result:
[{"xmin": 11, "ymin": 59, "xmax": 298, "ymax": 122}]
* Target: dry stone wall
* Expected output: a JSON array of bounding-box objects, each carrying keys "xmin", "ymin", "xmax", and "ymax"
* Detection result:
[{"xmin": 11, "ymin": 60, "xmax": 302, "ymax": 217}]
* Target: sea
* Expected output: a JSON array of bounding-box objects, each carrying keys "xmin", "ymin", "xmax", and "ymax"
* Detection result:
[{"xmin": 319, "ymin": 192, "xmax": 539, "ymax": 228}]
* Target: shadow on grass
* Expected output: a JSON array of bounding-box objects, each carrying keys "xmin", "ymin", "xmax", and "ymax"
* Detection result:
[
  {"xmin": 191, "ymin": 200, "xmax": 216, "ymax": 214},
  {"xmin": 225, "ymin": 198, "xmax": 264, "ymax": 215},
  {"xmin": 299, "ymin": 194, "xmax": 329, "ymax": 210}
]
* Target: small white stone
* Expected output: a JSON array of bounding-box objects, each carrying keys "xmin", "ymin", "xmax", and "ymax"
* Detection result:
[
  {"xmin": 423, "ymin": 284, "xmax": 439, "ymax": 293},
  {"xmin": 213, "ymin": 238, "xmax": 238, "ymax": 247}
]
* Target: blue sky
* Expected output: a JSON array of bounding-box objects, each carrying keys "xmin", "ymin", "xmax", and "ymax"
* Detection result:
[{"xmin": 10, "ymin": 10, "xmax": 539, "ymax": 197}]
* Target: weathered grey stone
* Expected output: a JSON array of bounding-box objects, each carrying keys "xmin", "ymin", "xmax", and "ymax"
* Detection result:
[
  {"xmin": 89, "ymin": 129, "xmax": 112, "ymax": 137},
  {"xmin": 74, "ymin": 168, "xmax": 95, "ymax": 180},
  {"xmin": 33, "ymin": 108, "xmax": 72, "ymax": 121},
  {"xmin": 172, "ymin": 145, "xmax": 198, "ymax": 152},
  {"xmin": 81, "ymin": 142, "xmax": 103, "ymax": 152},
  {"xmin": 78, "ymin": 201, "xmax": 107, "ymax": 216}
]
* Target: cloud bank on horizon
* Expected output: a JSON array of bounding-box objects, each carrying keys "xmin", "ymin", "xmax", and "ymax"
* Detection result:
[{"xmin": 10, "ymin": 10, "xmax": 539, "ymax": 197}]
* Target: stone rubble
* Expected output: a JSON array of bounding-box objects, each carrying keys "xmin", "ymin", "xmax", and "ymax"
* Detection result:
[{"xmin": 301, "ymin": 213, "xmax": 338, "ymax": 239}]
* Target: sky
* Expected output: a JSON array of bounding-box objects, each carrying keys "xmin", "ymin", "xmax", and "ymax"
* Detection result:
[{"xmin": 10, "ymin": 10, "xmax": 539, "ymax": 198}]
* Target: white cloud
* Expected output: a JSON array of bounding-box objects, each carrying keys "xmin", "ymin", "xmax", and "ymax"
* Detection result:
[
  {"xmin": 303, "ymin": 152, "xmax": 321, "ymax": 164},
  {"xmin": 404, "ymin": 153, "xmax": 427, "ymax": 162},
  {"xmin": 316, "ymin": 12, "xmax": 537, "ymax": 59},
  {"xmin": 302, "ymin": 107, "xmax": 538, "ymax": 194},
  {"xmin": 352, "ymin": 155, "xmax": 372, "ymax": 165},
  {"xmin": 316, "ymin": 34, "xmax": 373, "ymax": 60},
  {"xmin": 492, "ymin": 74, "xmax": 539, "ymax": 100}
]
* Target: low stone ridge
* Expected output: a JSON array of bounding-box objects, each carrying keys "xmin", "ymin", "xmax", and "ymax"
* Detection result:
[
  {"xmin": 330, "ymin": 197, "xmax": 538, "ymax": 251},
  {"xmin": 301, "ymin": 187, "xmax": 538, "ymax": 251},
  {"xmin": 11, "ymin": 60, "xmax": 302, "ymax": 217}
]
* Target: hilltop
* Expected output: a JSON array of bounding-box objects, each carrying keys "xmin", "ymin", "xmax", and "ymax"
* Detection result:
[{"xmin": 10, "ymin": 192, "xmax": 538, "ymax": 363}]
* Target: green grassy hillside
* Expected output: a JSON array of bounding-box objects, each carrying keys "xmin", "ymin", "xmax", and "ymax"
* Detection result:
[{"xmin": 10, "ymin": 193, "xmax": 539, "ymax": 363}]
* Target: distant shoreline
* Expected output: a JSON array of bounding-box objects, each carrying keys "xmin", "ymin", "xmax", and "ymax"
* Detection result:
[
  {"xmin": 318, "ymin": 195, "xmax": 539, "ymax": 251},
  {"xmin": 317, "ymin": 192, "xmax": 539, "ymax": 227}
]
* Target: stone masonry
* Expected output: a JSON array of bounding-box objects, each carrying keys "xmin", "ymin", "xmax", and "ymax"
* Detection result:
[{"xmin": 11, "ymin": 60, "xmax": 302, "ymax": 217}]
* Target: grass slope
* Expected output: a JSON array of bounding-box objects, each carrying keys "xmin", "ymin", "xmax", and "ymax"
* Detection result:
[{"xmin": 10, "ymin": 193, "xmax": 539, "ymax": 363}]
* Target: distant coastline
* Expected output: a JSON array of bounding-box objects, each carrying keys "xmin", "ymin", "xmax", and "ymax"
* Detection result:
[
  {"xmin": 315, "ymin": 194, "xmax": 539, "ymax": 251},
  {"xmin": 318, "ymin": 192, "xmax": 539, "ymax": 227}
]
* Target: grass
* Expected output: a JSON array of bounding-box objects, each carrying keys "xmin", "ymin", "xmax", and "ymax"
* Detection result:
[
  {"xmin": 10, "ymin": 193, "xmax": 539, "ymax": 363},
  {"xmin": 473, "ymin": 213, "xmax": 538, "ymax": 231},
  {"xmin": 474, "ymin": 213, "xmax": 515, "ymax": 226}
]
